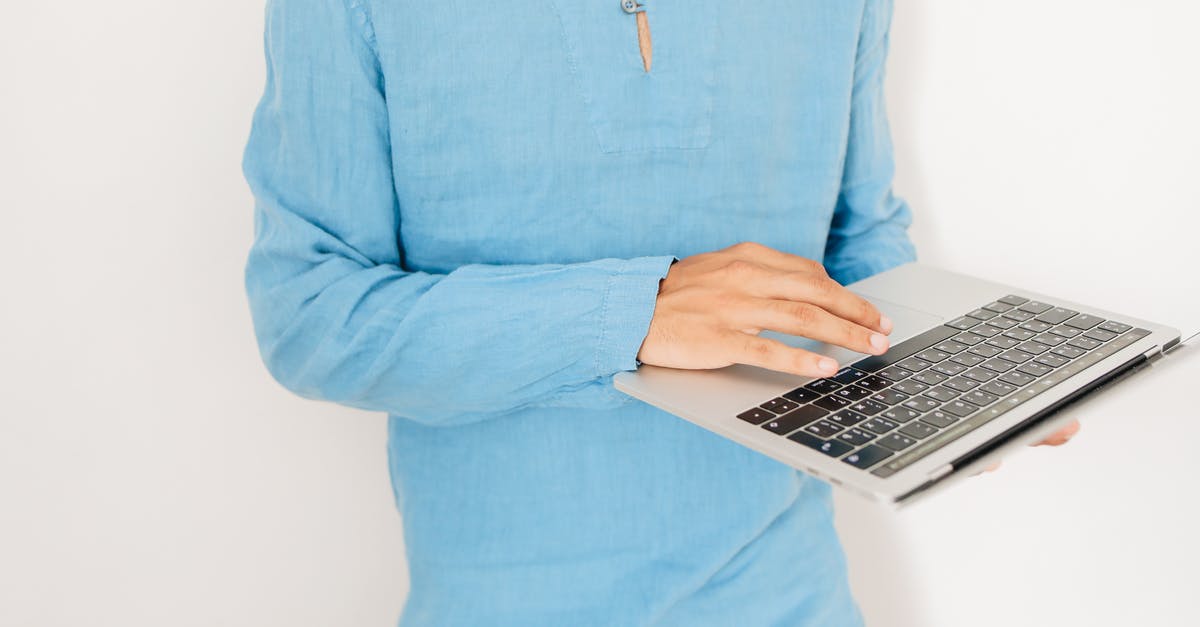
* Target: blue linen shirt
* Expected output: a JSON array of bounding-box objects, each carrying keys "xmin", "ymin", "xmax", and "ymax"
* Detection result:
[{"xmin": 243, "ymin": 0, "xmax": 916, "ymax": 625}]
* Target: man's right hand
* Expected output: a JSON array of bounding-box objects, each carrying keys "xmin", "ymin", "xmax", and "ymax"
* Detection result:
[{"xmin": 636, "ymin": 242, "xmax": 894, "ymax": 378}]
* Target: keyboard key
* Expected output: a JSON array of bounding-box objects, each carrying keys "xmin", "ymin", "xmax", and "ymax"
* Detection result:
[
  {"xmin": 891, "ymin": 379, "xmax": 929, "ymax": 395},
  {"xmin": 1018, "ymin": 301, "xmax": 1053, "ymax": 314},
  {"xmin": 838, "ymin": 428, "xmax": 875, "ymax": 447},
  {"xmin": 971, "ymin": 324, "xmax": 1002, "ymax": 338},
  {"xmin": 981, "ymin": 358, "xmax": 1016, "ymax": 373},
  {"xmin": 803, "ymin": 379, "xmax": 842, "ymax": 394},
  {"xmin": 879, "ymin": 433, "xmax": 918, "ymax": 452},
  {"xmin": 967, "ymin": 308, "xmax": 998, "ymax": 320},
  {"xmin": 1002, "ymin": 328, "xmax": 1037, "ymax": 341},
  {"xmin": 832, "ymin": 368, "xmax": 870, "ymax": 385},
  {"xmin": 1099, "ymin": 320, "xmax": 1132, "ymax": 334},
  {"xmin": 899, "ymin": 421, "xmax": 938, "ymax": 440},
  {"xmin": 876, "ymin": 366, "xmax": 915, "ymax": 382},
  {"xmin": 1019, "ymin": 320, "xmax": 1052, "ymax": 333},
  {"xmin": 788, "ymin": 431, "xmax": 853, "ymax": 457},
  {"xmin": 762, "ymin": 405, "xmax": 828, "ymax": 434},
  {"xmin": 1031, "ymin": 333, "xmax": 1065, "ymax": 347},
  {"xmin": 911, "ymin": 371, "xmax": 949, "ymax": 386},
  {"xmin": 962, "ymin": 390, "xmax": 999, "ymax": 406},
  {"xmin": 923, "ymin": 386, "xmax": 960, "ymax": 402},
  {"xmin": 983, "ymin": 301, "xmax": 1014, "ymax": 313},
  {"xmin": 882, "ymin": 407, "xmax": 922, "ymax": 422},
  {"xmin": 999, "ymin": 295, "xmax": 1030, "ymax": 306},
  {"xmin": 896, "ymin": 357, "xmax": 932, "ymax": 372},
  {"xmin": 856, "ymin": 375, "xmax": 893, "ymax": 392},
  {"xmin": 862, "ymin": 417, "xmax": 900, "ymax": 435},
  {"xmin": 980, "ymin": 380, "xmax": 1017, "ymax": 396},
  {"xmin": 1015, "ymin": 340, "xmax": 1050, "ymax": 355},
  {"xmin": 805, "ymin": 420, "xmax": 844, "ymax": 438},
  {"xmin": 1084, "ymin": 328, "xmax": 1119, "ymax": 342},
  {"xmin": 815, "ymin": 395, "xmax": 852, "ymax": 412},
  {"xmin": 969, "ymin": 344, "xmax": 1003, "ymax": 358},
  {"xmin": 871, "ymin": 389, "xmax": 910, "ymax": 406},
  {"xmin": 1035, "ymin": 354, "xmax": 1069, "ymax": 368},
  {"xmin": 843, "ymin": 444, "xmax": 892, "ymax": 469},
  {"xmin": 1001, "ymin": 309, "xmax": 1035, "ymax": 322},
  {"xmin": 903, "ymin": 397, "xmax": 941, "ymax": 413},
  {"xmin": 999, "ymin": 370, "xmax": 1036, "ymax": 386},
  {"xmin": 828, "ymin": 409, "xmax": 868, "ymax": 427},
  {"xmin": 1067, "ymin": 336, "xmax": 1103, "ymax": 351},
  {"xmin": 947, "ymin": 316, "xmax": 980, "ymax": 330},
  {"xmin": 1064, "ymin": 314, "xmax": 1105, "ymax": 330},
  {"xmin": 985, "ymin": 317, "xmax": 1018, "ymax": 330},
  {"xmin": 943, "ymin": 400, "xmax": 980, "ymax": 418},
  {"xmin": 834, "ymin": 385, "xmax": 873, "ymax": 402},
  {"xmin": 1048, "ymin": 326, "xmax": 1082, "ymax": 338},
  {"xmin": 1017, "ymin": 362, "xmax": 1053, "ymax": 377},
  {"xmin": 1036, "ymin": 307, "xmax": 1078, "ymax": 325},
  {"xmin": 849, "ymin": 399, "xmax": 889, "ymax": 415},
  {"xmin": 953, "ymin": 332, "xmax": 986, "ymax": 346},
  {"xmin": 934, "ymin": 340, "xmax": 969, "ymax": 354},
  {"xmin": 782, "ymin": 387, "xmax": 821, "ymax": 404},
  {"xmin": 921, "ymin": 410, "xmax": 958, "ymax": 428},
  {"xmin": 916, "ymin": 349, "xmax": 951, "ymax": 363},
  {"xmin": 985, "ymin": 336, "xmax": 1020, "ymax": 349},
  {"xmin": 931, "ymin": 362, "xmax": 967, "ymax": 376},
  {"xmin": 998, "ymin": 349, "xmax": 1034, "ymax": 364},
  {"xmin": 1051, "ymin": 345, "xmax": 1086, "ymax": 359},
  {"xmin": 760, "ymin": 398, "xmax": 799, "ymax": 414},
  {"xmin": 961, "ymin": 367, "xmax": 998, "ymax": 382},
  {"xmin": 851, "ymin": 326, "xmax": 960, "ymax": 373},
  {"xmin": 943, "ymin": 377, "xmax": 980, "ymax": 392},
  {"xmin": 950, "ymin": 353, "xmax": 985, "ymax": 367},
  {"xmin": 737, "ymin": 408, "xmax": 775, "ymax": 424}
]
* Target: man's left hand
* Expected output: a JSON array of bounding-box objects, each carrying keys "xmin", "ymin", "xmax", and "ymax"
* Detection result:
[{"xmin": 981, "ymin": 419, "xmax": 1080, "ymax": 473}]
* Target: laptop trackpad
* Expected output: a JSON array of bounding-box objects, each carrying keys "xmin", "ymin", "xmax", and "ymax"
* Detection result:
[{"xmin": 759, "ymin": 296, "xmax": 946, "ymax": 365}]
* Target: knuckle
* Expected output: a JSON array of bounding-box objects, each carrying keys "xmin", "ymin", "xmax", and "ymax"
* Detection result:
[
  {"xmin": 789, "ymin": 303, "xmax": 819, "ymax": 327},
  {"xmin": 723, "ymin": 259, "xmax": 757, "ymax": 277}
]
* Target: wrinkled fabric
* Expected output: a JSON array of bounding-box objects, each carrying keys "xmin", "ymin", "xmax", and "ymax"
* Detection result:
[{"xmin": 243, "ymin": 0, "xmax": 914, "ymax": 625}]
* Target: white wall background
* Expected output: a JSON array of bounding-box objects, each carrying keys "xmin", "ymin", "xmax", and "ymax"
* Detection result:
[{"xmin": 1, "ymin": 2, "xmax": 1197, "ymax": 626}]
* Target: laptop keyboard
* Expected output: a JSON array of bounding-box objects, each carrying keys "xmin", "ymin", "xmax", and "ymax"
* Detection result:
[{"xmin": 736, "ymin": 295, "xmax": 1150, "ymax": 477}]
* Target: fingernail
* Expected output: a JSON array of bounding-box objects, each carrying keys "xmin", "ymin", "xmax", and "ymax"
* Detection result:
[
  {"xmin": 818, "ymin": 358, "xmax": 838, "ymax": 375},
  {"xmin": 869, "ymin": 333, "xmax": 889, "ymax": 353},
  {"xmin": 879, "ymin": 315, "xmax": 893, "ymax": 334}
]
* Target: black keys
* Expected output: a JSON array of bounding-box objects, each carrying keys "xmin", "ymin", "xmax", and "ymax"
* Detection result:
[
  {"xmin": 805, "ymin": 420, "xmax": 844, "ymax": 438},
  {"xmin": 999, "ymin": 295, "xmax": 1030, "ymax": 306},
  {"xmin": 1098, "ymin": 320, "xmax": 1132, "ymax": 334},
  {"xmin": 871, "ymin": 389, "xmax": 910, "ymax": 406},
  {"xmin": 882, "ymin": 407, "xmax": 922, "ymax": 423},
  {"xmin": 980, "ymin": 358, "xmax": 1016, "ymax": 373},
  {"xmin": 1002, "ymin": 328, "xmax": 1037, "ymax": 342},
  {"xmin": 971, "ymin": 324, "xmax": 1002, "ymax": 338},
  {"xmin": 815, "ymin": 395, "xmax": 852, "ymax": 412},
  {"xmin": 1017, "ymin": 362, "xmax": 1053, "ymax": 377},
  {"xmin": 1084, "ymin": 328, "xmax": 1118, "ymax": 342},
  {"xmin": 783, "ymin": 387, "xmax": 821, "ymax": 404},
  {"xmin": 903, "ymin": 397, "xmax": 941, "ymax": 413},
  {"xmin": 896, "ymin": 357, "xmax": 932, "ymax": 372},
  {"xmin": 862, "ymin": 417, "xmax": 900, "ymax": 434},
  {"xmin": 1031, "ymin": 333, "xmax": 1066, "ymax": 347},
  {"xmin": 967, "ymin": 308, "xmax": 998, "ymax": 320},
  {"xmin": 878, "ymin": 433, "xmax": 918, "ymax": 452},
  {"xmin": 1019, "ymin": 320, "xmax": 1052, "ymax": 333},
  {"xmin": 947, "ymin": 316, "xmax": 980, "ymax": 330},
  {"xmin": 838, "ymin": 428, "xmax": 875, "ymax": 447},
  {"xmin": 852, "ymin": 326, "xmax": 960, "ymax": 373},
  {"xmin": 969, "ymin": 344, "xmax": 1003, "ymax": 358},
  {"xmin": 891, "ymin": 379, "xmax": 930, "ymax": 395},
  {"xmin": 788, "ymin": 431, "xmax": 853, "ymax": 457},
  {"xmin": 855, "ymin": 375, "xmax": 893, "ymax": 392},
  {"xmin": 1015, "ymin": 340, "xmax": 1050, "ymax": 355},
  {"xmin": 762, "ymin": 405, "xmax": 827, "ymax": 434},
  {"xmin": 916, "ymin": 349, "xmax": 951, "ymax": 363},
  {"xmin": 979, "ymin": 380, "xmax": 1017, "ymax": 396},
  {"xmin": 942, "ymin": 377, "xmax": 980, "ymax": 392},
  {"xmin": 760, "ymin": 397, "xmax": 799, "ymax": 414},
  {"xmin": 1001, "ymin": 309, "xmax": 1035, "ymax": 322},
  {"xmin": 1036, "ymin": 307, "xmax": 1078, "ymax": 325},
  {"xmin": 1018, "ymin": 301, "xmax": 1053, "ymax": 314},
  {"xmin": 1049, "ymin": 326, "xmax": 1082, "ymax": 339},
  {"xmin": 999, "ymin": 370, "xmax": 1035, "ymax": 386},
  {"xmin": 961, "ymin": 367, "xmax": 998, "ymax": 383},
  {"xmin": 934, "ymin": 340, "xmax": 968, "ymax": 354},
  {"xmin": 923, "ymin": 386, "xmax": 960, "ymax": 402},
  {"xmin": 832, "ymin": 367, "xmax": 870, "ymax": 385},
  {"xmin": 962, "ymin": 390, "xmax": 999, "ymax": 406},
  {"xmin": 737, "ymin": 407, "xmax": 775, "ymax": 425},
  {"xmin": 985, "ymin": 317, "xmax": 1018, "ymax": 330},
  {"xmin": 998, "ymin": 349, "xmax": 1034, "ymax": 364},
  {"xmin": 983, "ymin": 301, "xmax": 1015, "ymax": 313},
  {"xmin": 1051, "ymin": 345, "xmax": 1086, "ymax": 359},
  {"xmin": 1064, "ymin": 314, "xmax": 1105, "ymax": 330},
  {"xmin": 1067, "ymin": 336, "xmax": 1103, "ymax": 351},
  {"xmin": 899, "ymin": 421, "xmax": 938, "ymax": 440},
  {"xmin": 942, "ymin": 400, "xmax": 979, "ymax": 418},
  {"xmin": 828, "ymin": 409, "xmax": 868, "ymax": 427},
  {"xmin": 920, "ymin": 410, "xmax": 958, "ymax": 428},
  {"xmin": 931, "ymin": 362, "xmax": 967, "ymax": 377},
  {"xmin": 953, "ymin": 331, "xmax": 986, "ymax": 346},
  {"xmin": 876, "ymin": 366, "xmax": 915, "ymax": 382},
  {"xmin": 842, "ymin": 444, "xmax": 892, "ymax": 469},
  {"xmin": 911, "ymin": 370, "xmax": 949, "ymax": 386},
  {"xmin": 833, "ymin": 385, "xmax": 873, "ymax": 402},
  {"xmin": 804, "ymin": 379, "xmax": 842, "ymax": 394},
  {"xmin": 985, "ymin": 336, "xmax": 1020, "ymax": 350},
  {"xmin": 1035, "ymin": 354, "xmax": 1069, "ymax": 368},
  {"xmin": 849, "ymin": 399, "xmax": 889, "ymax": 416}
]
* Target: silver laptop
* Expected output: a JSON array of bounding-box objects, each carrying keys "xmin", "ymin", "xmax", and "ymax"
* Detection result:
[{"xmin": 615, "ymin": 263, "xmax": 1189, "ymax": 507}]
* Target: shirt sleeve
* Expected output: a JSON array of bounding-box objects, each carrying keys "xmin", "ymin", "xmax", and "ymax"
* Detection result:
[
  {"xmin": 242, "ymin": 0, "xmax": 675, "ymax": 426},
  {"xmin": 823, "ymin": 0, "xmax": 917, "ymax": 286}
]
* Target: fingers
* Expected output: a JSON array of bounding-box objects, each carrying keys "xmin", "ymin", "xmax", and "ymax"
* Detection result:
[
  {"xmin": 722, "ymin": 330, "xmax": 840, "ymax": 378},
  {"xmin": 1036, "ymin": 420, "xmax": 1081, "ymax": 446},
  {"xmin": 731, "ymin": 298, "xmax": 890, "ymax": 355},
  {"xmin": 733, "ymin": 264, "xmax": 891, "ymax": 334}
]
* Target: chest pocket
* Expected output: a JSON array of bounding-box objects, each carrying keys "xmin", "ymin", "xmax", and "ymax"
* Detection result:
[{"xmin": 550, "ymin": 1, "xmax": 720, "ymax": 153}]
